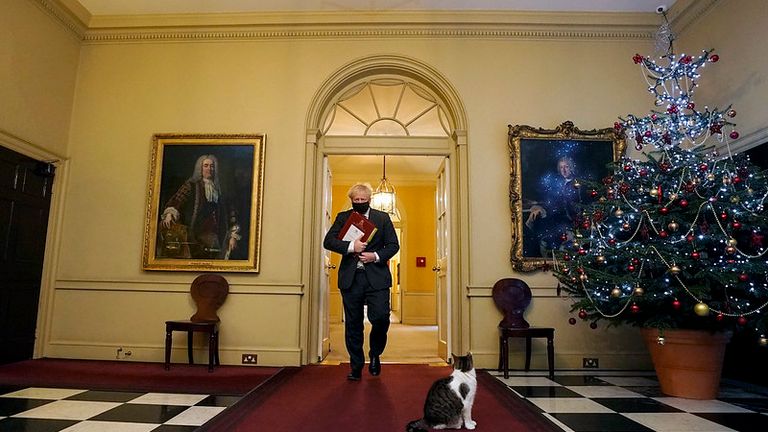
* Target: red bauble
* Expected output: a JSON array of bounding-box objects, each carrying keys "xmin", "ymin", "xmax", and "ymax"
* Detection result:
[
  {"xmin": 687, "ymin": 102, "xmax": 695, "ymax": 110},
  {"xmin": 623, "ymin": 164, "xmax": 632, "ymax": 172},
  {"xmin": 563, "ymin": 253, "xmax": 571, "ymax": 261},
  {"xmin": 720, "ymin": 211, "xmax": 728, "ymax": 221},
  {"xmin": 699, "ymin": 163, "xmax": 708, "ymax": 171},
  {"xmin": 582, "ymin": 221, "xmax": 591, "ymax": 229},
  {"xmin": 691, "ymin": 251, "xmax": 700, "ymax": 260},
  {"xmin": 578, "ymin": 309, "xmax": 588, "ymax": 319},
  {"xmin": 739, "ymin": 274, "xmax": 749, "ymax": 282},
  {"xmin": 590, "ymin": 190, "xmax": 598, "ymax": 198},
  {"xmin": 568, "ymin": 317, "xmax": 577, "ymax": 325},
  {"xmin": 672, "ymin": 299, "xmax": 681, "ymax": 310},
  {"xmin": 732, "ymin": 176, "xmax": 742, "ymax": 184},
  {"xmin": 686, "ymin": 234, "xmax": 695, "ymax": 242},
  {"xmin": 659, "ymin": 230, "xmax": 669, "ymax": 238},
  {"xmin": 679, "ymin": 199, "xmax": 689, "ymax": 208},
  {"xmin": 732, "ymin": 221, "xmax": 742, "ymax": 230},
  {"xmin": 659, "ymin": 207, "xmax": 669, "ymax": 215},
  {"xmin": 560, "ymin": 233, "xmax": 568, "ymax": 241},
  {"xmin": 608, "ymin": 238, "xmax": 617, "ymax": 246},
  {"xmin": 730, "ymin": 131, "xmax": 740, "ymax": 139},
  {"xmin": 628, "ymin": 265, "xmax": 636, "ymax": 272},
  {"xmin": 639, "ymin": 168, "xmax": 648, "ymax": 177},
  {"xmin": 630, "ymin": 304, "xmax": 640, "ymax": 313},
  {"xmin": 710, "ymin": 54, "xmax": 720, "ymax": 62},
  {"xmin": 578, "ymin": 248, "xmax": 587, "ymax": 256},
  {"xmin": 589, "ymin": 322, "xmax": 598, "ymax": 329},
  {"xmin": 738, "ymin": 316, "xmax": 748, "ymax": 326},
  {"xmin": 716, "ymin": 313, "xmax": 725, "ymax": 322},
  {"xmin": 633, "ymin": 53, "xmax": 644, "ymax": 64},
  {"xmin": 632, "ymin": 258, "xmax": 639, "ymax": 265}
]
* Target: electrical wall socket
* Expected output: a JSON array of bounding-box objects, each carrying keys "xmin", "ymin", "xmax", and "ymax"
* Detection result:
[
  {"xmin": 242, "ymin": 354, "xmax": 258, "ymax": 364},
  {"xmin": 583, "ymin": 357, "xmax": 599, "ymax": 368}
]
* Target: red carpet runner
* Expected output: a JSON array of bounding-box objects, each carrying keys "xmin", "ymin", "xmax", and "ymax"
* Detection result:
[{"xmin": 202, "ymin": 364, "xmax": 560, "ymax": 432}]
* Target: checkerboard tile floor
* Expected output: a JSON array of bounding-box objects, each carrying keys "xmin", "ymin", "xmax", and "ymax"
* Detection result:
[
  {"xmin": 490, "ymin": 371, "xmax": 768, "ymax": 432},
  {"xmin": 0, "ymin": 385, "xmax": 239, "ymax": 431}
]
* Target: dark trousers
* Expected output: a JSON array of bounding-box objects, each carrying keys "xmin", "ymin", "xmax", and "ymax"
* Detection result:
[{"xmin": 341, "ymin": 270, "xmax": 391, "ymax": 371}]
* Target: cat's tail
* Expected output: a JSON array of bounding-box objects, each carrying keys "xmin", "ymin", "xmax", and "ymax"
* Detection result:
[{"xmin": 406, "ymin": 418, "xmax": 428, "ymax": 432}]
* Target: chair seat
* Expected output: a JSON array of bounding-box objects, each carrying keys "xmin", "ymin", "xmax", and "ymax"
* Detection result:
[
  {"xmin": 165, "ymin": 320, "xmax": 220, "ymax": 372},
  {"xmin": 498, "ymin": 326, "xmax": 555, "ymax": 379}
]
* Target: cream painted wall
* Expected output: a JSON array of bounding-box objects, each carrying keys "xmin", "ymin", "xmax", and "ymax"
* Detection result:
[
  {"xmin": 0, "ymin": 0, "xmax": 79, "ymax": 157},
  {"xmin": 21, "ymin": 0, "xmax": 767, "ymax": 369},
  {"xmin": 675, "ymin": 0, "xmax": 768, "ymax": 151}
]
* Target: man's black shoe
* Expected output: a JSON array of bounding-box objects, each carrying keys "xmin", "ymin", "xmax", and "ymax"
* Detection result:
[
  {"xmin": 368, "ymin": 356, "xmax": 381, "ymax": 376},
  {"xmin": 347, "ymin": 368, "xmax": 362, "ymax": 381}
]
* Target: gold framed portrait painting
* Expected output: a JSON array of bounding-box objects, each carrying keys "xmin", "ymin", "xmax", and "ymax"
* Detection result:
[
  {"xmin": 142, "ymin": 133, "xmax": 265, "ymax": 272},
  {"xmin": 508, "ymin": 121, "xmax": 625, "ymax": 272}
]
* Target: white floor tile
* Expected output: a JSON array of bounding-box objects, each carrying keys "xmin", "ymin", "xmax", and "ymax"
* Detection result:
[
  {"xmin": 623, "ymin": 412, "xmax": 739, "ymax": 431},
  {"xmin": 127, "ymin": 393, "xmax": 208, "ymax": 406},
  {"xmin": 61, "ymin": 421, "xmax": 160, "ymax": 432},
  {"xmin": 1, "ymin": 388, "xmax": 87, "ymax": 400},
  {"xmin": 599, "ymin": 376, "xmax": 659, "ymax": 387},
  {"xmin": 526, "ymin": 397, "xmax": 615, "ymax": 413},
  {"xmin": 653, "ymin": 397, "xmax": 754, "ymax": 413},
  {"xmin": 542, "ymin": 413, "xmax": 576, "ymax": 432},
  {"xmin": 13, "ymin": 400, "xmax": 121, "ymax": 421},
  {"xmin": 165, "ymin": 406, "xmax": 227, "ymax": 426},
  {"xmin": 566, "ymin": 385, "xmax": 646, "ymax": 398}
]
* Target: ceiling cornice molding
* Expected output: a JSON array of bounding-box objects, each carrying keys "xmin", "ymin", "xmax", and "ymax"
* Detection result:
[
  {"xmin": 80, "ymin": 11, "xmax": 661, "ymax": 44},
  {"xmin": 31, "ymin": 0, "xmax": 88, "ymax": 40},
  {"xmin": 669, "ymin": 0, "xmax": 721, "ymax": 36}
]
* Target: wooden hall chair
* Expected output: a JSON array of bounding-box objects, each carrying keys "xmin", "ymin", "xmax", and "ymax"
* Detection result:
[
  {"xmin": 493, "ymin": 278, "xmax": 555, "ymax": 379},
  {"xmin": 164, "ymin": 274, "xmax": 229, "ymax": 372}
]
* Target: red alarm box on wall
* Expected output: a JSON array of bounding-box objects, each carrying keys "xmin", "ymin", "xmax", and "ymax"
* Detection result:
[{"xmin": 416, "ymin": 257, "xmax": 426, "ymax": 267}]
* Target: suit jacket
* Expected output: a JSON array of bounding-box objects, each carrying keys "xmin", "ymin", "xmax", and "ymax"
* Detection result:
[{"xmin": 323, "ymin": 208, "xmax": 400, "ymax": 291}]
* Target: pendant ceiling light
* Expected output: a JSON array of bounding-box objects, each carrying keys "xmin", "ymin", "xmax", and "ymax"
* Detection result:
[{"xmin": 371, "ymin": 156, "xmax": 398, "ymax": 217}]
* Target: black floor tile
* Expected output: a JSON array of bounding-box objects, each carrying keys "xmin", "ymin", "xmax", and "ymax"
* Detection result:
[
  {"xmin": 510, "ymin": 385, "xmax": 583, "ymax": 398},
  {"xmin": 695, "ymin": 412, "xmax": 768, "ymax": 432},
  {"xmin": 719, "ymin": 397, "xmax": 768, "ymax": 413},
  {"xmin": 0, "ymin": 398, "xmax": 53, "ymax": 417},
  {"xmin": 621, "ymin": 386, "xmax": 666, "ymax": 397},
  {"xmin": 151, "ymin": 425, "xmax": 199, "ymax": 432},
  {"xmin": 0, "ymin": 417, "xmax": 78, "ymax": 432},
  {"xmin": 90, "ymin": 403, "xmax": 189, "ymax": 423},
  {"xmin": 548, "ymin": 412, "xmax": 654, "ymax": 432},
  {"xmin": 592, "ymin": 397, "xmax": 683, "ymax": 413},
  {"xmin": 552, "ymin": 376, "xmax": 611, "ymax": 386},
  {"xmin": 65, "ymin": 390, "xmax": 144, "ymax": 402},
  {"xmin": 196, "ymin": 394, "xmax": 241, "ymax": 407}
]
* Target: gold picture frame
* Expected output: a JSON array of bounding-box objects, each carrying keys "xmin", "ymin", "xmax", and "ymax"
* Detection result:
[
  {"xmin": 508, "ymin": 121, "xmax": 625, "ymax": 272},
  {"xmin": 142, "ymin": 133, "xmax": 265, "ymax": 272}
]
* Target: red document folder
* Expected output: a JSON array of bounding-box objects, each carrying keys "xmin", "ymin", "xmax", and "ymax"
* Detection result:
[{"xmin": 337, "ymin": 211, "xmax": 377, "ymax": 242}]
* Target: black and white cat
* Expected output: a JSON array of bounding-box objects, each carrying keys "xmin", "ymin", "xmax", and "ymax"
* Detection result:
[{"xmin": 406, "ymin": 353, "xmax": 477, "ymax": 431}]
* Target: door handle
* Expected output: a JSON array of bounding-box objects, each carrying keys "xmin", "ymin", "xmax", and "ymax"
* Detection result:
[
  {"xmin": 432, "ymin": 266, "xmax": 441, "ymax": 272},
  {"xmin": 326, "ymin": 264, "xmax": 336, "ymax": 269}
]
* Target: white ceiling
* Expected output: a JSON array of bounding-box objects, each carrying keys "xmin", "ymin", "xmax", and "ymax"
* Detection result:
[{"xmin": 76, "ymin": 0, "xmax": 676, "ymax": 16}]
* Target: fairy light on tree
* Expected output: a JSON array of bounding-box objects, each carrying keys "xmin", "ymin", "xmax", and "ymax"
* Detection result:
[{"xmin": 552, "ymin": 11, "xmax": 768, "ymax": 344}]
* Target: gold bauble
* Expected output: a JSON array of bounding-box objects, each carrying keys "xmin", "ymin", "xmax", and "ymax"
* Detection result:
[
  {"xmin": 596, "ymin": 255, "xmax": 606, "ymax": 264},
  {"xmin": 669, "ymin": 264, "xmax": 681, "ymax": 275},
  {"xmin": 694, "ymin": 302, "xmax": 710, "ymax": 316},
  {"xmin": 760, "ymin": 337, "xmax": 768, "ymax": 347},
  {"xmin": 615, "ymin": 208, "xmax": 624, "ymax": 217},
  {"xmin": 633, "ymin": 286, "xmax": 645, "ymax": 296},
  {"xmin": 728, "ymin": 238, "xmax": 738, "ymax": 246},
  {"xmin": 579, "ymin": 274, "xmax": 588, "ymax": 281},
  {"xmin": 707, "ymin": 173, "xmax": 716, "ymax": 181},
  {"xmin": 726, "ymin": 246, "xmax": 736, "ymax": 254},
  {"xmin": 611, "ymin": 287, "xmax": 622, "ymax": 297},
  {"xmin": 669, "ymin": 193, "xmax": 679, "ymax": 201},
  {"xmin": 649, "ymin": 188, "xmax": 659, "ymax": 197},
  {"xmin": 572, "ymin": 180, "xmax": 581, "ymax": 189},
  {"xmin": 722, "ymin": 175, "xmax": 731, "ymax": 185},
  {"xmin": 668, "ymin": 221, "xmax": 679, "ymax": 232},
  {"xmin": 731, "ymin": 196, "xmax": 740, "ymax": 203}
]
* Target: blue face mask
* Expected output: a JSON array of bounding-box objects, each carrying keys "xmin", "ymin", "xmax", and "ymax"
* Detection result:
[{"xmin": 352, "ymin": 201, "xmax": 370, "ymax": 214}]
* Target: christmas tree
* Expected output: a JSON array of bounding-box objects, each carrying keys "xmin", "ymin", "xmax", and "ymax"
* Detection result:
[{"xmin": 552, "ymin": 15, "xmax": 768, "ymax": 343}]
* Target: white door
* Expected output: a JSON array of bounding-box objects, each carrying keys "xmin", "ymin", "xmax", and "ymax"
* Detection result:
[
  {"xmin": 435, "ymin": 158, "xmax": 450, "ymax": 362},
  {"xmin": 317, "ymin": 157, "xmax": 333, "ymax": 361}
]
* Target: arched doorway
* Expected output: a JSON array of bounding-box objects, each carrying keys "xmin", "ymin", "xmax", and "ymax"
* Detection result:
[{"xmin": 303, "ymin": 54, "xmax": 468, "ymax": 365}]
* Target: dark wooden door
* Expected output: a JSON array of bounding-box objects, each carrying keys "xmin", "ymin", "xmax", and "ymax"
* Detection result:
[{"xmin": 0, "ymin": 146, "xmax": 54, "ymax": 364}]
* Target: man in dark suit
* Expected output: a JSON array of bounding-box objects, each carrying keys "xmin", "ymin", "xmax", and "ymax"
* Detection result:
[{"xmin": 324, "ymin": 183, "xmax": 400, "ymax": 381}]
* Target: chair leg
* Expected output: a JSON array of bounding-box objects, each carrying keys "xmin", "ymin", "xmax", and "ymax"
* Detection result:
[
  {"xmin": 524, "ymin": 336, "xmax": 532, "ymax": 372},
  {"xmin": 213, "ymin": 330, "xmax": 220, "ymax": 366},
  {"xmin": 164, "ymin": 329, "xmax": 172, "ymax": 370},
  {"xmin": 500, "ymin": 335, "xmax": 510, "ymax": 379},
  {"xmin": 208, "ymin": 331, "xmax": 216, "ymax": 372},
  {"xmin": 187, "ymin": 331, "xmax": 194, "ymax": 364},
  {"xmin": 546, "ymin": 335, "xmax": 555, "ymax": 380}
]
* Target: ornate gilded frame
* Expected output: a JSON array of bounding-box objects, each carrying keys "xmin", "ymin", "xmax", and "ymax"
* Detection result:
[
  {"xmin": 142, "ymin": 133, "xmax": 265, "ymax": 272},
  {"xmin": 508, "ymin": 121, "xmax": 625, "ymax": 272}
]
